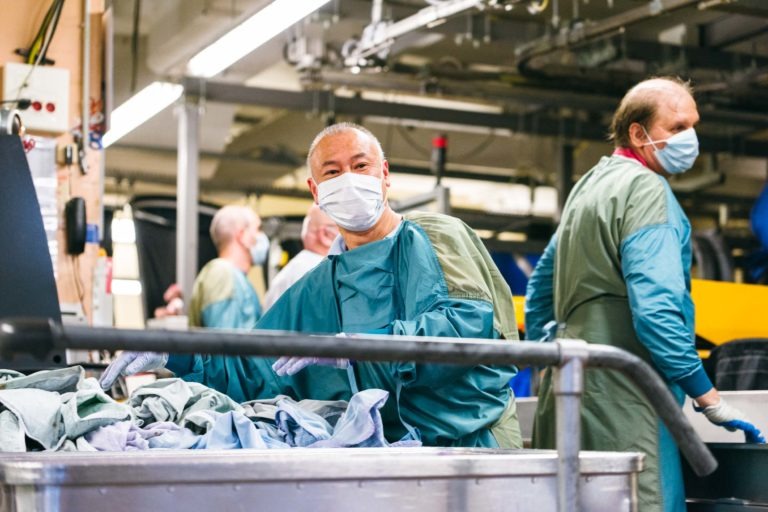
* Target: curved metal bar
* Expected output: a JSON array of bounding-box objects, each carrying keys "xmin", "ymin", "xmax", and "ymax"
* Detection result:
[
  {"xmin": 0, "ymin": 318, "xmax": 717, "ymax": 477},
  {"xmin": 581, "ymin": 343, "xmax": 718, "ymax": 477}
]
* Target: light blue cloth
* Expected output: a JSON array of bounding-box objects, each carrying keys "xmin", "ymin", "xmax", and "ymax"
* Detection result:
[
  {"xmin": 61, "ymin": 380, "xmax": 133, "ymax": 439},
  {"xmin": 129, "ymin": 378, "xmax": 243, "ymax": 426},
  {"xmin": 0, "ymin": 389, "xmax": 66, "ymax": 451},
  {"xmin": 0, "ymin": 366, "xmax": 84, "ymax": 392},
  {"xmin": 310, "ymin": 389, "xmax": 420, "ymax": 448}
]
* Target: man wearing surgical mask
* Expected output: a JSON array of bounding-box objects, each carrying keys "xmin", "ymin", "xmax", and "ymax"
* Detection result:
[
  {"xmin": 525, "ymin": 77, "xmax": 764, "ymax": 512},
  {"xmin": 186, "ymin": 205, "xmax": 268, "ymax": 330},
  {"xmin": 102, "ymin": 123, "xmax": 523, "ymax": 449},
  {"xmin": 99, "ymin": 205, "xmax": 268, "ymax": 389}
]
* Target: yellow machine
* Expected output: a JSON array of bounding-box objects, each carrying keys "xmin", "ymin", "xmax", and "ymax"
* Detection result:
[
  {"xmin": 512, "ymin": 279, "xmax": 768, "ymax": 347},
  {"xmin": 691, "ymin": 279, "xmax": 768, "ymax": 346}
]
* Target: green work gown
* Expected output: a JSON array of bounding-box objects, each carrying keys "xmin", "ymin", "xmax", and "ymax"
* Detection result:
[{"xmin": 526, "ymin": 155, "xmax": 714, "ymax": 512}]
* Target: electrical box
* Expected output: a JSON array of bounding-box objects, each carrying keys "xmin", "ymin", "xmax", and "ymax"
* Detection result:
[{"xmin": 2, "ymin": 62, "xmax": 70, "ymax": 133}]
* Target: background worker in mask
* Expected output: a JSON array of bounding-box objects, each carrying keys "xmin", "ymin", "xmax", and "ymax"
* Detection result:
[
  {"xmin": 101, "ymin": 205, "xmax": 268, "ymax": 385},
  {"xmin": 525, "ymin": 77, "xmax": 764, "ymax": 512},
  {"xmin": 101, "ymin": 122, "xmax": 522, "ymax": 449},
  {"xmin": 262, "ymin": 204, "xmax": 338, "ymax": 311}
]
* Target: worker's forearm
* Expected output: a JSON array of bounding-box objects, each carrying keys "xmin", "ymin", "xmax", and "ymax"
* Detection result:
[{"xmin": 694, "ymin": 387, "xmax": 720, "ymax": 408}]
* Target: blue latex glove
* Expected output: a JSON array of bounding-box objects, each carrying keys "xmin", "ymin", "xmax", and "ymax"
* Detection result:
[
  {"xmin": 99, "ymin": 351, "xmax": 169, "ymax": 390},
  {"xmin": 272, "ymin": 356, "xmax": 349, "ymax": 377},
  {"xmin": 697, "ymin": 399, "xmax": 766, "ymax": 444}
]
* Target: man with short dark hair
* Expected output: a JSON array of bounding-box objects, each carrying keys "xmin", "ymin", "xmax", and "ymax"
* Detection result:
[{"xmin": 525, "ymin": 77, "xmax": 764, "ymax": 512}]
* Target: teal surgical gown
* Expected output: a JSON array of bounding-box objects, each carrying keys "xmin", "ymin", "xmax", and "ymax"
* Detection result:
[
  {"xmin": 188, "ymin": 258, "xmax": 262, "ymax": 330},
  {"xmin": 169, "ymin": 211, "xmax": 521, "ymax": 448},
  {"xmin": 525, "ymin": 154, "xmax": 713, "ymax": 512}
]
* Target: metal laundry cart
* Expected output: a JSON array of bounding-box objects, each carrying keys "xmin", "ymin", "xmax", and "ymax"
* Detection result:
[{"xmin": 0, "ymin": 319, "xmax": 718, "ymax": 512}]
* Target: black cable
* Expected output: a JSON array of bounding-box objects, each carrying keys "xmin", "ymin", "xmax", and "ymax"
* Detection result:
[
  {"xmin": 454, "ymin": 133, "xmax": 496, "ymax": 160},
  {"xmin": 396, "ymin": 125, "xmax": 431, "ymax": 157},
  {"xmin": 38, "ymin": 0, "xmax": 66, "ymax": 64},
  {"xmin": 130, "ymin": 0, "xmax": 141, "ymax": 93}
]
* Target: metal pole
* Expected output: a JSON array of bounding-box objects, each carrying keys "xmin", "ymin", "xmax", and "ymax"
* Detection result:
[
  {"xmin": 176, "ymin": 94, "xmax": 200, "ymax": 311},
  {"xmin": 554, "ymin": 340, "xmax": 588, "ymax": 512},
  {"xmin": 0, "ymin": 318, "xmax": 718, "ymax": 478},
  {"xmin": 436, "ymin": 184, "xmax": 451, "ymax": 215}
]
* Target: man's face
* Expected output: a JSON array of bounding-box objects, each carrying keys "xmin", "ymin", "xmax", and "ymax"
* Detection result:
[
  {"xmin": 239, "ymin": 216, "xmax": 262, "ymax": 250},
  {"xmin": 306, "ymin": 129, "xmax": 390, "ymax": 203},
  {"xmin": 632, "ymin": 89, "xmax": 700, "ymax": 174}
]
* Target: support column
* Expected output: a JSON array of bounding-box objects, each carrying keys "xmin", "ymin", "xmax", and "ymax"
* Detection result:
[{"xmin": 176, "ymin": 94, "xmax": 200, "ymax": 311}]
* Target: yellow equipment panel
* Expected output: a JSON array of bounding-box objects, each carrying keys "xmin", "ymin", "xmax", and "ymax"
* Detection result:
[
  {"xmin": 514, "ymin": 279, "xmax": 768, "ymax": 344},
  {"xmin": 691, "ymin": 279, "xmax": 768, "ymax": 345}
]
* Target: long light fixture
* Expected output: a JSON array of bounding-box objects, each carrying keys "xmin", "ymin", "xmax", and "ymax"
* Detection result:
[
  {"xmin": 102, "ymin": 81, "xmax": 183, "ymax": 148},
  {"xmin": 187, "ymin": 0, "xmax": 332, "ymax": 78}
]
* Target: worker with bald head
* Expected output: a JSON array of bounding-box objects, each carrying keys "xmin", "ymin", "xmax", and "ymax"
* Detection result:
[
  {"xmin": 263, "ymin": 204, "xmax": 339, "ymax": 311},
  {"xmin": 525, "ymin": 77, "xmax": 764, "ymax": 511},
  {"xmin": 100, "ymin": 205, "xmax": 269, "ymax": 389}
]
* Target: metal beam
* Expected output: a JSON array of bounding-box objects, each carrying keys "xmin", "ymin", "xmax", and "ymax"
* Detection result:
[{"xmin": 184, "ymin": 80, "xmax": 768, "ymax": 157}]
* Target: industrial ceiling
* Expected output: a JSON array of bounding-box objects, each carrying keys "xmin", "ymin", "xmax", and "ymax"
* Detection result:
[{"xmin": 106, "ymin": 0, "xmax": 768, "ymax": 250}]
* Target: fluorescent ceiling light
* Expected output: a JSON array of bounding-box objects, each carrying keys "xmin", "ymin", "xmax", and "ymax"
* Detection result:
[
  {"xmin": 102, "ymin": 81, "xmax": 183, "ymax": 148},
  {"xmin": 187, "ymin": 0, "xmax": 331, "ymax": 78}
]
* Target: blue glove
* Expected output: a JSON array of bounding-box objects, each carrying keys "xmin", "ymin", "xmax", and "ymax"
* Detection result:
[
  {"xmin": 697, "ymin": 399, "xmax": 766, "ymax": 444},
  {"xmin": 272, "ymin": 356, "xmax": 349, "ymax": 377},
  {"xmin": 99, "ymin": 351, "xmax": 169, "ymax": 390}
]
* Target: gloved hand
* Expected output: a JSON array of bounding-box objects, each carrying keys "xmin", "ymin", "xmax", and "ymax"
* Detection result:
[
  {"xmin": 697, "ymin": 399, "xmax": 766, "ymax": 444},
  {"xmin": 272, "ymin": 356, "xmax": 349, "ymax": 377},
  {"xmin": 99, "ymin": 351, "xmax": 169, "ymax": 390}
]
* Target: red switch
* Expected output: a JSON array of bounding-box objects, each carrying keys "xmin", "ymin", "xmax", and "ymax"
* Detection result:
[
  {"xmin": 32, "ymin": 101, "xmax": 42, "ymax": 111},
  {"xmin": 45, "ymin": 102, "xmax": 55, "ymax": 112}
]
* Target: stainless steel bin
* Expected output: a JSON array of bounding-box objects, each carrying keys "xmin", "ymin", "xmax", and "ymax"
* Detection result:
[{"xmin": 0, "ymin": 448, "xmax": 642, "ymax": 512}]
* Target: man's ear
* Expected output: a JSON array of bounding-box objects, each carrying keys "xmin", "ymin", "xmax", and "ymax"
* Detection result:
[
  {"xmin": 628, "ymin": 122, "xmax": 648, "ymax": 148},
  {"xmin": 307, "ymin": 177, "xmax": 319, "ymax": 203},
  {"xmin": 382, "ymin": 160, "xmax": 390, "ymax": 188}
]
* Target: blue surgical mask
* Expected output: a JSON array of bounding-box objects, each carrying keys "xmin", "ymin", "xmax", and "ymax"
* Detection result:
[
  {"xmin": 249, "ymin": 232, "xmax": 269, "ymax": 266},
  {"xmin": 642, "ymin": 127, "xmax": 699, "ymax": 175}
]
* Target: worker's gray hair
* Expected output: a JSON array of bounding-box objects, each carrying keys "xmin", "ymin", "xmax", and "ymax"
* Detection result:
[
  {"xmin": 609, "ymin": 76, "xmax": 694, "ymax": 148},
  {"xmin": 210, "ymin": 205, "xmax": 258, "ymax": 250},
  {"xmin": 306, "ymin": 122, "xmax": 386, "ymax": 176}
]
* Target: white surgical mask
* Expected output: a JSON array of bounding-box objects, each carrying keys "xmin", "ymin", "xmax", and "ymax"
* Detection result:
[
  {"xmin": 316, "ymin": 173, "xmax": 385, "ymax": 232},
  {"xmin": 249, "ymin": 232, "xmax": 269, "ymax": 266},
  {"xmin": 642, "ymin": 127, "xmax": 699, "ymax": 175}
]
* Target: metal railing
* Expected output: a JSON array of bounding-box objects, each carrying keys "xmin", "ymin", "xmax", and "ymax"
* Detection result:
[{"xmin": 0, "ymin": 318, "xmax": 718, "ymax": 512}]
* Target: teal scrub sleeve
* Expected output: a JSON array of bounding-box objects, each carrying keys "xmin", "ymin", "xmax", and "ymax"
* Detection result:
[
  {"xmin": 201, "ymin": 298, "xmax": 262, "ymax": 330},
  {"xmin": 388, "ymin": 297, "xmax": 499, "ymax": 388},
  {"xmin": 524, "ymin": 234, "xmax": 557, "ymax": 342},
  {"xmin": 621, "ymin": 224, "xmax": 713, "ymax": 398}
]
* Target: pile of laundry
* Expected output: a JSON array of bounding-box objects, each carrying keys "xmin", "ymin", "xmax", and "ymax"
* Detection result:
[{"xmin": 0, "ymin": 367, "xmax": 420, "ymax": 452}]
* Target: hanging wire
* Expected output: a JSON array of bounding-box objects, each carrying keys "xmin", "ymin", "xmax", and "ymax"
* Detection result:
[
  {"xmin": 130, "ymin": 0, "xmax": 141, "ymax": 93},
  {"xmin": 14, "ymin": 0, "xmax": 66, "ymax": 103},
  {"xmin": 396, "ymin": 124, "xmax": 431, "ymax": 157},
  {"xmin": 454, "ymin": 132, "xmax": 497, "ymax": 160}
]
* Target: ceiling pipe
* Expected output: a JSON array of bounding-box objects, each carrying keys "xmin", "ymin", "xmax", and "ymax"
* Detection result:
[{"xmin": 515, "ymin": 0, "xmax": 702, "ymax": 73}]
